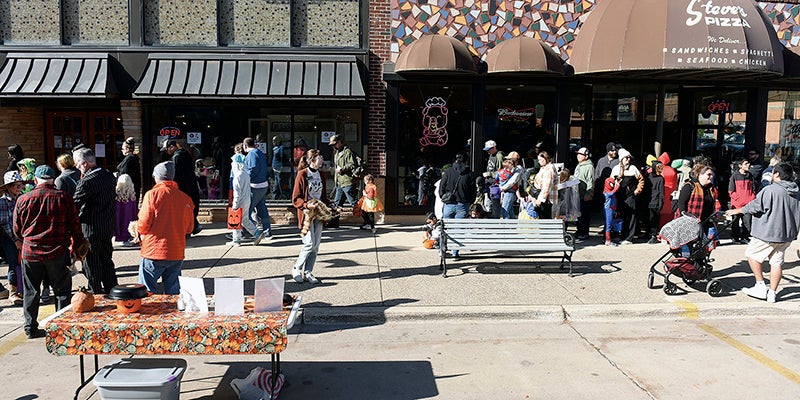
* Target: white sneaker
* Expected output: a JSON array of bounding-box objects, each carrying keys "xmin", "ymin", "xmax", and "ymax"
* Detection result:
[
  {"xmin": 620, "ymin": 240, "xmax": 633, "ymax": 245},
  {"xmin": 226, "ymin": 240, "xmax": 242, "ymax": 247},
  {"xmin": 305, "ymin": 272, "xmax": 320, "ymax": 284},
  {"xmin": 767, "ymin": 289, "xmax": 776, "ymax": 303},
  {"xmin": 742, "ymin": 284, "xmax": 768, "ymax": 300},
  {"xmin": 291, "ymin": 269, "xmax": 303, "ymax": 283}
]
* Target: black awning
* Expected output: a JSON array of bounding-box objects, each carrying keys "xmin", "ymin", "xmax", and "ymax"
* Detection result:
[
  {"xmin": 133, "ymin": 54, "xmax": 365, "ymax": 100},
  {"xmin": 0, "ymin": 53, "xmax": 117, "ymax": 97}
]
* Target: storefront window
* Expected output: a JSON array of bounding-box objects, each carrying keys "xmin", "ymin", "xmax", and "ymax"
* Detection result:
[
  {"xmin": 484, "ymin": 85, "xmax": 556, "ymax": 168},
  {"xmin": 766, "ymin": 90, "xmax": 800, "ymax": 166},
  {"xmin": 397, "ymin": 84, "xmax": 471, "ymax": 207},
  {"xmin": 692, "ymin": 90, "xmax": 747, "ymax": 163},
  {"xmin": 147, "ymin": 106, "xmax": 362, "ymax": 201}
]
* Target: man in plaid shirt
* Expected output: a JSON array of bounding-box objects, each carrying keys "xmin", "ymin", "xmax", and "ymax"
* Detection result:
[{"xmin": 13, "ymin": 165, "xmax": 84, "ymax": 339}]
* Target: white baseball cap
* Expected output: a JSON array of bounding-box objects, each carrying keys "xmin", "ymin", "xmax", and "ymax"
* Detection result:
[
  {"xmin": 576, "ymin": 147, "xmax": 590, "ymax": 156},
  {"xmin": 482, "ymin": 140, "xmax": 497, "ymax": 151}
]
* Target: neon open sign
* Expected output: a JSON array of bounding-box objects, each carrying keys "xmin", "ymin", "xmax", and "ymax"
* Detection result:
[
  {"xmin": 159, "ymin": 126, "xmax": 181, "ymax": 137},
  {"xmin": 707, "ymin": 99, "xmax": 730, "ymax": 114}
]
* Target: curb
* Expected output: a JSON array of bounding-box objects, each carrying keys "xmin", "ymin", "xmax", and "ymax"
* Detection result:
[{"xmin": 299, "ymin": 302, "xmax": 800, "ymax": 324}]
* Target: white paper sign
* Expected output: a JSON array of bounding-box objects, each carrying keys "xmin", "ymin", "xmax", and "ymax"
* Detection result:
[
  {"xmin": 255, "ymin": 142, "xmax": 268, "ymax": 153},
  {"xmin": 54, "ymin": 136, "xmax": 62, "ymax": 148},
  {"xmin": 178, "ymin": 276, "xmax": 208, "ymax": 314},
  {"xmin": 321, "ymin": 131, "xmax": 336, "ymax": 143},
  {"xmin": 187, "ymin": 132, "xmax": 202, "ymax": 144},
  {"xmin": 95, "ymin": 144, "xmax": 106, "ymax": 158},
  {"xmin": 254, "ymin": 278, "xmax": 284, "ymax": 312},
  {"xmin": 214, "ymin": 277, "xmax": 244, "ymax": 315}
]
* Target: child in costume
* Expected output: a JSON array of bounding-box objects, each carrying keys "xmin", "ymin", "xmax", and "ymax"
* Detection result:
[{"xmin": 603, "ymin": 176, "xmax": 621, "ymax": 246}]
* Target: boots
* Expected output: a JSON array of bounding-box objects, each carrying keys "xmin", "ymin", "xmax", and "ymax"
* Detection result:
[
  {"xmin": 647, "ymin": 235, "xmax": 660, "ymax": 244},
  {"xmin": 8, "ymin": 285, "xmax": 22, "ymax": 306}
]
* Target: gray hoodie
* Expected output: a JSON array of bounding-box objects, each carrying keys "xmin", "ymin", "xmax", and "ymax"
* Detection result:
[{"xmin": 742, "ymin": 180, "xmax": 800, "ymax": 243}]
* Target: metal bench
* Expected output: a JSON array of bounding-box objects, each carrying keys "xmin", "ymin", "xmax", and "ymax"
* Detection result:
[{"xmin": 438, "ymin": 218, "xmax": 575, "ymax": 277}]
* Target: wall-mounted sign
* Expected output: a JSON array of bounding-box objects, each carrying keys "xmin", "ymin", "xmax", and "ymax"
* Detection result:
[
  {"xmin": 187, "ymin": 132, "xmax": 202, "ymax": 144},
  {"xmin": 707, "ymin": 99, "xmax": 730, "ymax": 114},
  {"xmin": 497, "ymin": 107, "xmax": 535, "ymax": 122},
  {"xmin": 321, "ymin": 131, "xmax": 336, "ymax": 143},
  {"xmin": 420, "ymin": 97, "xmax": 448, "ymax": 147},
  {"xmin": 159, "ymin": 126, "xmax": 181, "ymax": 137}
]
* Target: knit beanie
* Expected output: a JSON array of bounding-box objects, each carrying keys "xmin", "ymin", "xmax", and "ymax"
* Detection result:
[{"xmin": 153, "ymin": 161, "xmax": 175, "ymax": 181}]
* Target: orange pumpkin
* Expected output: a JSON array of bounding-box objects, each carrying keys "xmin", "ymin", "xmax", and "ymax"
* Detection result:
[
  {"xmin": 227, "ymin": 207, "xmax": 243, "ymax": 229},
  {"xmin": 116, "ymin": 299, "xmax": 142, "ymax": 314},
  {"xmin": 71, "ymin": 286, "xmax": 95, "ymax": 312}
]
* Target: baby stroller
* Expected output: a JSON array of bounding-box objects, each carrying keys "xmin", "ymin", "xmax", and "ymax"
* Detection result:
[{"xmin": 647, "ymin": 211, "xmax": 730, "ymax": 296}]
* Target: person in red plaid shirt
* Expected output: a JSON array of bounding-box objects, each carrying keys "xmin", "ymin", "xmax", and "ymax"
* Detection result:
[{"xmin": 13, "ymin": 165, "xmax": 84, "ymax": 339}]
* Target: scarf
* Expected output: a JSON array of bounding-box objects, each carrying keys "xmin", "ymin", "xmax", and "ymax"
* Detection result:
[{"xmin": 685, "ymin": 181, "xmax": 716, "ymax": 218}]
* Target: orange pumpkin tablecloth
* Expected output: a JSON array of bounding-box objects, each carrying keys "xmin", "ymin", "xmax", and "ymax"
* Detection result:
[{"xmin": 45, "ymin": 295, "xmax": 289, "ymax": 356}]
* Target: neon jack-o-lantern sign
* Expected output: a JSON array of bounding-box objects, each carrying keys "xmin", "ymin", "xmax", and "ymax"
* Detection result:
[{"xmin": 420, "ymin": 97, "xmax": 449, "ymax": 147}]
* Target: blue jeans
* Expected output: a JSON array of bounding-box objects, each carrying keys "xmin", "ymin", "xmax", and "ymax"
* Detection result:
[
  {"xmin": 272, "ymin": 168, "xmax": 283, "ymax": 199},
  {"xmin": 138, "ymin": 259, "xmax": 183, "ymax": 294},
  {"xmin": 333, "ymin": 184, "xmax": 358, "ymax": 207},
  {"xmin": 442, "ymin": 202, "xmax": 469, "ymax": 256},
  {"xmin": 249, "ymin": 186, "xmax": 271, "ymax": 235},
  {"xmin": 294, "ymin": 220, "xmax": 323, "ymax": 273},
  {"xmin": 501, "ymin": 192, "xmax": 517, "ymax": 219}
]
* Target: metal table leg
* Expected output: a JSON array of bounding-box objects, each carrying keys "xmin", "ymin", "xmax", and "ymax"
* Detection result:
[{"xmin": 74, "ymin": 355, "xmax": 100, "ymax": 400}]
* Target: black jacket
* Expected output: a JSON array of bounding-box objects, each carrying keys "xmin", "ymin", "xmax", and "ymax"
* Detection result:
[
  {"xmin": 438, "ymin": 162, "xmax": 475, "ymax": 204},
  {"xmin": 117, "ymin": 154, "xmax": 142, "ymax": 198}
]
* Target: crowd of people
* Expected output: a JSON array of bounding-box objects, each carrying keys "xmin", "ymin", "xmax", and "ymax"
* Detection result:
[{"xmin": 432, "ymin": 140, "xmax": 800, "ymax": 304}]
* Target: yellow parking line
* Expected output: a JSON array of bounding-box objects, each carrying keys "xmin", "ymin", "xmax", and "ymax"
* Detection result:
[
  {"xmin": 0, "ymin": 304, "xmax": 56, "ymax": 357},
  {"xmin": 673, "ymin": 299, "xmax": 800, "ymax": 385}
]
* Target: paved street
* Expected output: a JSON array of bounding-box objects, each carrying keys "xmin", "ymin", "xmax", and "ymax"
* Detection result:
[{"xmin": 0, "ymin": 220, "xmax": 798, "ymax": 398}]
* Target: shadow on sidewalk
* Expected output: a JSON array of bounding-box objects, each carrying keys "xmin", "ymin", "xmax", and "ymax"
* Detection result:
[
  {"xmin": 441, "ymin": 256, "xmax": 622, "ymax": 277},
  {"xmin": 195, "ymin": 360, "xmax": 439, "ymax": 399}
]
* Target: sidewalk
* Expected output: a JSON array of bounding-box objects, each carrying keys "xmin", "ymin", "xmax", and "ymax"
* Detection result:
[
  {"xmin": 0, "ymin": 220, "xmax": 799, "ymax": 399},
  {"xmin": 1, "ymin": 219, "xmax": 799, "ymax": 325}
]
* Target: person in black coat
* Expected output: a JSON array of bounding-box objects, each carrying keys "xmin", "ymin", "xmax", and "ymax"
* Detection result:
[
  {"xmin": 73, "ymin": 147, "xmax": 118, "ymax": 294},
  {"xmin": 163, "ymin": 140, "xmax": 201, "ymax": 234},
  {"xmin": 116, "ymin": 137, "xmax": 141, "ymax": 199},
  {"xmin": 437, "ymin": 153, "xmax": 475, "ymax": 257}
]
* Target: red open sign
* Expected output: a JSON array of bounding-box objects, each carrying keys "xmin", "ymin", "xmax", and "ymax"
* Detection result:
[
  {"xmin": 159, "ymin": 126, "xmax": 181, "ymax": 137},
  {"xmin": 707, "ymin": 100, "xmax": 730, "ymax": 115}
]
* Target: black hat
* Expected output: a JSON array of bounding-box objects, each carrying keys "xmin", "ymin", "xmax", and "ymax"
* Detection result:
[{"xmin": 606, "ymin": 142, "xmax": 618, "ymax": 152}]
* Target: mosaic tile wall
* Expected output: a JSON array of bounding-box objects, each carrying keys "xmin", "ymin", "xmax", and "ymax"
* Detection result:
[
  {"xmin": 391, "ymin": 0, "xmax": 800, "ymax": 62},
  {"xmin": 761, "ymin": 2, "xmax": 800, "ymax": 47},
  {"xmin": 293, "ymin": 0, "xmax": 360, "ymax": 47},
  {"xmin": 220, "ymin": 0, "xmax": 291, "ymax": 46},
  {"xmin": 0, "ymin": 0, "xmax": 60, "ymax": 44},
  {"xmin": 63, "ymin": 0, "xmax": 129, "ymax": 45},
  {"xmin": 145, "ymin": 0, "xmax": 217, "ymax": 46}
]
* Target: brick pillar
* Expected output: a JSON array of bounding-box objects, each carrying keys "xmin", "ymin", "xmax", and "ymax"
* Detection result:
[
  {"xmin": 369, "ymin": 1, "xmax": 391, "ymax": 210},
  {"xmin": 368, "ymin": 1, "xmax": 390, "ymax": 178}
]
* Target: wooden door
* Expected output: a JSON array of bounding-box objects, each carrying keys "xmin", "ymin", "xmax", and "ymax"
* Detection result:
[
  {"xmin": 46, "ymin": 111, "xmax": 87, "ymax": 167},
  {"xmin": 45, "ymin": 111, "xmax": 123, "ymax": 170},
  {"xmin": 89, "ymin": 112, "xmax": 124, "ymax": 171}
]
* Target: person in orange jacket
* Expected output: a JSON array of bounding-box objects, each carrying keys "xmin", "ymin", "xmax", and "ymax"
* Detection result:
[{"xmin": 136, "ymin": 161, "xmax": 195, "ymax": 294}]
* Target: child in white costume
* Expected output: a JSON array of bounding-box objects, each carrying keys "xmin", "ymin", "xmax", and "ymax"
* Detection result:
[{"xmin": 229, "ymin": 153, "xmax": 258, "ymax": 246}]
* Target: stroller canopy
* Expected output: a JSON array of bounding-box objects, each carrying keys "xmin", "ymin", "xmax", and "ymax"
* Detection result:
[{"xmin": 659, "ymin": 215, "xmax": 701, "ymax": 249}]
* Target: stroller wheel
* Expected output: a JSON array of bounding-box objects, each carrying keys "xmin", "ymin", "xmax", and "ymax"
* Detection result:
[
  {"xmin": 664, "ymin": 282, "xmax": 678, "ymax": 295},
  {"xmin": 647, "ymin": 272, "xmax": 655, "ymax": 289},
  {"xmin": 706, "ymin": 279, "xmax": 723, "ymax": 296}
]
